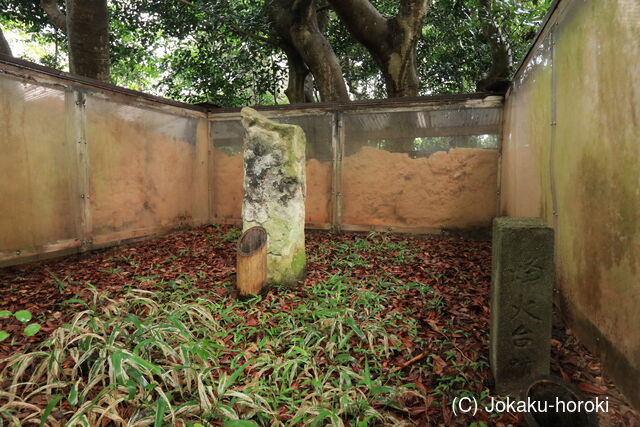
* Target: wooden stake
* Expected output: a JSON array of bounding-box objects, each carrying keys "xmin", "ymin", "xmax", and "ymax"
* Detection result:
[{"xmin": 236, "ymin": 226, "xmax": 267, "ymax": 296}]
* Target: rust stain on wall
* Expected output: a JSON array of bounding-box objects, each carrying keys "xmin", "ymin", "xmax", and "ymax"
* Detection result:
[
  {"xmin": 0, "ymin": 78, "xmax": 77, "ymax": 258},
  {"xmin": 211, "ymin": 150, "xmax": 332, "ymax": 224},
  {"xmin": 85, "ymin": 95, "xmax": 208, "ymax": 245},
  {"xmin": 342, "ymin": 147, "xmax": 498, "ymax": 228},
  {"xmin": 212, "ymin": 150, "xmax": 243, "ymax": 220}
]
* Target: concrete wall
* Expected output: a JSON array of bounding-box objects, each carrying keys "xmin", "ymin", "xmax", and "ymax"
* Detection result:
[
  {"xmin": 85, "ymin": 94, "xmax": 209, "ymax": 246},
  {"xmin": 0, "ymin": 59, "xmax": 502, "ymax": 268},
  {"xmin": 210, "ymin": 100, "xmax": 502, "ymax": 233},
  {"xmin": 210, "ymin": 113, "xmax": 334, "ymax": 228},
  {"xmin": 501, "ymin": 0, "xmax": 640, "ymax": 409},
  {"xmin": 0, "ymin": 70, "xmax": 79, "ymax": 262},
  {"xmin": 0, "ymin": 60, "xmax": 210, "ymax": 266}
]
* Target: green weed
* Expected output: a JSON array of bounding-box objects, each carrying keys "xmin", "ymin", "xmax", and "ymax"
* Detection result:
[{"xmin": 0, "ymin": 275, "xmax": 430, "ymax": 426}]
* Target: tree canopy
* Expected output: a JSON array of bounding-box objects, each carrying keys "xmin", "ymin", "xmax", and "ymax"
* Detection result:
[{"xmin": 0, "ymin": 0, "xmax": 550, "ymax": 107}]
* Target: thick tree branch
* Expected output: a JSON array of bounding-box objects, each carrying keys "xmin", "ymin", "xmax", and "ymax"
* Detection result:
[
  {"xmin": 328, "ymin": 0, "xmax": 428, "ymax": 98},
  {"xmin": 397, "ymin": 0, "xmax": 429, "ymax": 23},
  {"xmin": 0, "ymin": 26, "xmax": 12, "ymax": 56},
  {"xmin": 40, "ymin": 0, "xmax": 67, "ymax": 33},
  {"xmin": 326, "ymin": 0, "xmax": 387, "ymax": 48},
  {"xmin": 316, "ymin": 4, "xmax": 331, "ymax": 14},
  {"xmin": 282, "ymin": 42, "xmax": 314, "ymax": 103},
  {"xmin": 289, "ymin": 0, "xmax": 349, "ymax": 101},
  {"xmin": 477, "ymin": 0, "xmax": 512, "ymax": 90},
  {"xmin": 315, "ymin": 0, "xmax": 330, "ymax": 32},
  {"xmin": 268, "ymin": 0, "xmax": 349, "ymax": 102}
]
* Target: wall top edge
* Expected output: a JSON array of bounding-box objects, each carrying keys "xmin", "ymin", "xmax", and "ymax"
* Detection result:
[
  {"xmin": 0, "ymin": 54, "xmax": 503, "ymax": 117},
  {"xmin": 209, "ymin": 95, "xmax": 504, "ymax": 118},
  {"xmin": 509, "ymin": 0, "xmax": 566, "ymax": 90},
  {"xmin": 0, "ymin": 54, "xmax": 208, "ymax": 114}
]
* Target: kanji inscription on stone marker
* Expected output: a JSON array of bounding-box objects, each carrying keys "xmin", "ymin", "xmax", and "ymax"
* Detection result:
[{"xmin": 490, "ymin": 217, "xmax": 554, "ymax": 395}]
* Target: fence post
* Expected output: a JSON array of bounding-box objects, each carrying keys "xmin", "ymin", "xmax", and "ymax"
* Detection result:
[
  {"xmin": 207, "ymin": 117, "xmax": 215, "ymax": 224},
  {"xmin": 69, "ymin": 90, "xmax": 92, "ymax": 251},
  {"xmin": 331, "ymin": 111, "xmax": 344, "ymax": 233}
]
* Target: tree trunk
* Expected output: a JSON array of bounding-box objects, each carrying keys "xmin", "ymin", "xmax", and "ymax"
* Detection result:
[
  {"xmin": 40, "ymin": 0, "xmax": 67, "ymax": 32},
  {"xmin": 0, "ymin": 26, "xmax": 12, "ymax": 57},
  {"xmin": 476, "ymin": 0, "xmax": 512, "ymax": 92},
  {"xmin": 39, "ymin": 0, "xmax": 111, "ymax": 82},
  {"xmin": 327, "ymin": 0, "xmax": 428, "ymax": 99},
  {"xmin": 377, "ymin": 34, "xmax": 420, "ymax": 98},
  {"xmin": 282, "ymin": 43, "xmax": 315, "ymax": 103},
  {"xmin": 66, "ymin": 0, "xmax": 110, "ymax": 82},
  {"xmin": 267, "ymin": 0, "xmax": 349, "ymax": 103}
]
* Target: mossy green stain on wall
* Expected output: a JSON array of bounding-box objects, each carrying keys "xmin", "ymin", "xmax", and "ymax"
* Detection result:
[
  {"xmin": 553, "ymin": 0, "xmax": 640, "ymax": 315},
  {"xmin": 503, "ymin": 0, "xmax": 640, "ymax": 409},
  {"xmin": 503, "ymin": 37, "xmax": 553, "ymax": 220},
  {"xmin": 529, "ymin": 48, "xmax": 553, "ymax": 223}
]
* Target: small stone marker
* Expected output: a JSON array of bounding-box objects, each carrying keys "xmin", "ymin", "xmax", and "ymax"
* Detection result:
[
  {"xmin": 240, "ymin": 107, "xmax": 306, "ymax": 286},
  {"xmin": 490, "ymin": 217, "xmax": 554, "ymax": 395}
]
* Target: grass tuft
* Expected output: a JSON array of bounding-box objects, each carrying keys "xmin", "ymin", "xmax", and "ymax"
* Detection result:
[{"xmin": 0, "ymin": 274, "xmax": 437, "ymax": 425}]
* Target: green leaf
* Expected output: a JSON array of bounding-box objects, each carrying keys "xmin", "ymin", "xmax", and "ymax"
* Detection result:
[
  {"xmin": 310, "ymin": 409, "xmax": 337, "ymax": 426},
  {"xmin": 345, "ymin": 317, "xmax": 365, "ymax": 340},
  {"xmin": 129, "ymin": 352, "xmax": 163, "ymax": 376},
  {"xmin": 113, "ymin": 350, "xmax": 163, "ymax": 379},
  {"xmin": 14, "ymin": 310, "xmax": 32, "ymax": 322},
  {"xmin": 362, "ymin": 361, "xmax": 372, "ymax": 387},
  {"xmin": 334, "ymin": 353, "xmax": 356, "ymax": 364},
  {"xmin": 125, "ymin": 379, "xmax": 137, "ymax": 400},
  {"xmin": 0, "ymin": 331, "xmax": 9, "ymax": 341},
  {"xmin": 62, "ymin": 297, "xmax": 86, "ymax": 305},
  {"xmin": 23, "ymin": 323, "xmax": 41, "ymax": 336},
  {"xmin": 0, "ymin": 310, "xmax": 12, "ymax": 318},
  {"xmin": 154, "ymin": 397, "xmax": 167, "ymax": 427},
  {"xmin": 370, "ymin": 385, "xmax": 396, "ymax": 395},
  {"xmin": 219, "ymin": 361, "xmax": 249, "ymax": 394},
  {"xmin": 68, "ymin": 384, "xmax": 78, "ymax": 406},
  {"xmin": 126, "ymin": 366, "xmax": 148, "ymax": 387},
  {"xmin": 39, "ymin": 394, "xmax": 62, "ymax": 427},
  {"xmin": 223, "ymin": 421, "xmax": 259, "ymax": 427},
  {"xmin": 111, "ymin": 350, "xmax": 126, "ymax": 383}
]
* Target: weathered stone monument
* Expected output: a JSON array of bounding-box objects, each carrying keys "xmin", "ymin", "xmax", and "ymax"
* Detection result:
[
  {"xmin": 240, "ymin": 107, "xmax": 306, "ymax": 286},
  {"xmin": 490, "ymin": 217, "xmax": 554, "ymax": 395}
]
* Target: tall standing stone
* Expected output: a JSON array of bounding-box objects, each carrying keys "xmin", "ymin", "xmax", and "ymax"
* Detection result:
[
  {"xmin": 240, "ymin": 107, "xmax": 306, "ymax": 286},
  {"xmin": 490, "ymin": 217, "xmax": 554, "ymax": 395}
]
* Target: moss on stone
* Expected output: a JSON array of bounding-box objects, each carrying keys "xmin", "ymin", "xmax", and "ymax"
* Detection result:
[
  {"xmin": 269, "ymin": 248, "xmax": 306, "ymax": 286},
  {"xmin": 241, "ymin": 107, "xmax": 307, "ymax": 287}
]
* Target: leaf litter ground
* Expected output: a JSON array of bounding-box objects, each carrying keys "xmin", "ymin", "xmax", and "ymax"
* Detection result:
[{"xmin": 0, "ymin": 225, "xmax": 637, "ymax": 426}]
